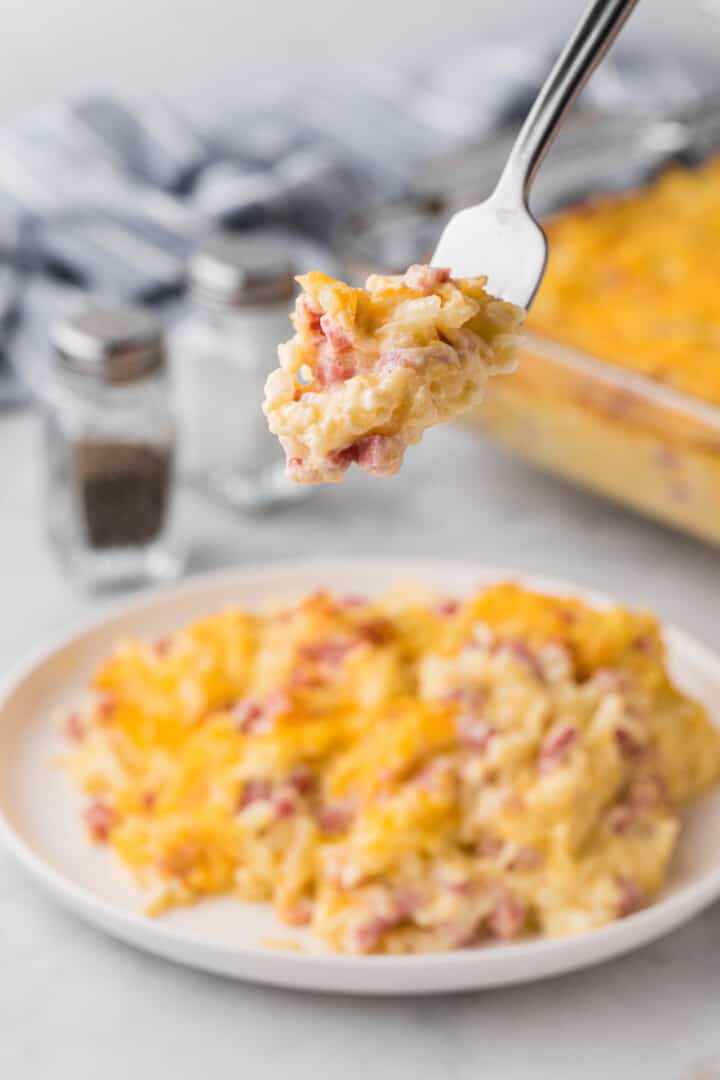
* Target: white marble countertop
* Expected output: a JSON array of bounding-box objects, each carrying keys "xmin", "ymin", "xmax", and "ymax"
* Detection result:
[{"xmin": 1, "ymin": 408, "xmax": 719, "ymax": 1080}]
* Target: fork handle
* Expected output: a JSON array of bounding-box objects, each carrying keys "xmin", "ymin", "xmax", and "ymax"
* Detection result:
[{"xmin": 496, "ymin": 0, "xmax": 640, "ymax": 203}]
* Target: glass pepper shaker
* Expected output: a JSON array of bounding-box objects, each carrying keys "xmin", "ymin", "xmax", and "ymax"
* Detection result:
[
  {"xmin": 170, "ymin": 230, "xmax": 307, "ymax": 510},
  {"xmin": 44, "ymin": 303, "xmax": 184, "ymax": 591}
]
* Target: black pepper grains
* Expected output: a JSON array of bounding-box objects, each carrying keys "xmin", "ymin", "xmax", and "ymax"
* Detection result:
[
  {"xmin": 75, "ymin": 439, "xmax": 173, "ymax": 549},
  {"xmin": 45, "ymin": 303, "xmax": 184, "ymax": 588}
]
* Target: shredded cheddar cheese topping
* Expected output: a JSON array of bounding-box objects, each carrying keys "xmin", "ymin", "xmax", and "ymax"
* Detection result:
[
  {"xmin": 529, "ymin": 157, "xmax": 720, "ymax": 405},
  {"xmin": 62, "ymin": 584, "xmax": 720, "ymax": 954}
]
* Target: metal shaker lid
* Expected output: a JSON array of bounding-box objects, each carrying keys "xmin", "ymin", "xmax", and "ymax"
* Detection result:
[
  {"xmin": 51, "ymin": 303, "xmax": 165, "ymax": 383},
  {"xmin": 189, "ymin": 230, "xmax": 296, "ymax": 309}
]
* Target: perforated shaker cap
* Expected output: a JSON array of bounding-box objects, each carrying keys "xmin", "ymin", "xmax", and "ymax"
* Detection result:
[
  {"xmin": 189, "ymin": 231, "xmax": 296, "ymax": 309},
  {"xmin": 51, "ymin": 303, "xmax": 165, "ymax": 384}
]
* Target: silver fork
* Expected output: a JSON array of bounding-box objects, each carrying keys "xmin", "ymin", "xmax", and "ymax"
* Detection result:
[{"xmin": 431, "ymin": 0, "xmax": 640, "ymax": 309}]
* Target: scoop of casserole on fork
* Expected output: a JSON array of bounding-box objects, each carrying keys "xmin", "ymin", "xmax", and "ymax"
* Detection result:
[{"xmin": 263, "ymin": 265, "xmax": 524, "ymax": 484}]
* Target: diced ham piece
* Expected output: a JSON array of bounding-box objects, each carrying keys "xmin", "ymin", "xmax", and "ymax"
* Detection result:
[
  {"xmin": 632, "ymin": 633, "xmax": 657, "ymax": 656},
  {"xmin": 153, "ymin": 637, "xmax": 171, "ymax": 658},
  {"xmin": 377, "ymin": 342, "xmax": 459, "ymax": 375},
  {"xmin": 317, "ymin": 800, "xmax": 355, "ymax": 833},
  {"xmin": 325, "ymin": 436, "xmax": 405, "ymax": 479},
  {"xmin": 446, "ymin": 685, "xmax": 488, "ymax": 711},
  {"xmin": 477, "ymin": 835, "xmax": 504, "ymax": 859},
  {"xmin": 439, "ymin": 919, "xmax": 484, "ymax": 949},
  {"xmin": 351, "ymin": 891, "xmax": 422, "ymax": 953},
  {"xmin": 233, "ymin": 692, "xmax": 289, "ymax": 735},
  {"xmin": 592, "ymin": 668, "xmax": 630, "ymax": 694},
  {"xmin": 63, "ymin": 711, "xmax": 85, "ymax": 743},
  {"xmin": 295, "ymin": 293, "xmax": 323, "ymax": 334},
  {"xmin": 289, "ymin": 669, "xmax": 327, "ymax": 690},
  {"xmin": 377, "ymin": 349, "xmax": 420, "ymax": 374},
  {"xmin": 338, "ymin": 594, "xmax": 368, "ymax": 608},
  {"xmin": 233, "ymin": 699, "xmax": 267, "ymax": 734},
  {"xmin": 286, "ymin": 456, "xmax": 311, "ymax": 481},
  {"xmin": 538, "ymin": 724, "xmax": 578, "ymax": 774},
  {"xmin": 83, "ymin": 801, "xmax": 116, "ymax": 843},
  {"xmin": 142, "ymin": 790, "xmax": 157, "ymax": 812},
  {"xmin": 435, "ymin": 866, "xmax": 474, "ymax": 895},
  {"xmin": 283, "ymin": 897, "xmax": 314, "ymax": 926},
  {"xmin": 496, "ymin": 639, "xmax": 545, "ymax": 681},
  {"xmin": 300, "ymin": 636, "xmax": 358, "ymax": 668},
  {"xmin": 607, "ymin": 776, "xmax": 666, "ymax": 833},
  {"xmin": 238, "ymin": 778, "xmax": 273, "ymax": 809},
  {"xmin": 315, "ymin": 351, "xmax": 357, "ymax": 388},
  {"xmin": 319, "ymin": 314, "xmax": 353, "ymax": 353},
  {"xmin": 286, "ymin": 457, "xmax": 327, "ymax": 484},
  {"xmin": 617, "ymin": 876, "xmax": 644, "ymax": 917},
  {"xmin": 356, "ymin": 435, "xmax": 405, "ymax": 477},
  {"xmin": 404, "ymin": 265, "xmax": 451, "ymax": 292},
  {"xmin": 627, "ymin": 776, "xmax": 666, "ymax": 811},
  {"xmin": 607, "ymin": 805, "xmax": 634, "ymax": 834},
  {"xmin": 96, "ymin": 694, "xmax": 116, "ymax": 722},
  {"xmin": 390, "ymin": 889, "xmax": 424, "ymax": 921},
  {"xmin": 456, "ymin": 712, "xmax": 494, "ymax": 752},
  {"xmin": 273, "ymin": 788, "xmax": 298, "ymax": 820},
  {"xmin": 614, "ymin": 727, "xmax": 645, "ymax": 759},
  {"xmin": 326, "ymin": 446, "xmax": 356, "ymax": 474},
  {"xmin": 262, "ymin": 690, "xmax": 291, "ymax": 721},
  {"xmin": 352, "ymin": 917, "xmax": 390, "ymax": 953},
  {"xmin": 410, "ymin": 756, "xmax": 456, "ymax": 793},
  {"xmin": 486, "ymin": 890, "xmax": 526, "ymax": 940},
  {"xmin": 434, "ymin": 598, "xmax": 460, "ymax": 617},
  {"xmin": 288, "ymin": 763, "xmax": 315, "ymax": 794},
  {"xmin": 502, "ymin": 790, "xmax": 525, "ymax": 814},
  {"xmin": 510, "ymin": 846, "xmax": 543, "ymax": 871}
]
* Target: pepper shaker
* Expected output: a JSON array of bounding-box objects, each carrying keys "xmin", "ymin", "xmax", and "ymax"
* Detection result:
[
  {"xmin": 170, "ymin": 231, "xmax": 307, "ymax": 510},
  {"xmin": 44, "ymin": 303, "xmax": 184, "ymax": 590}
]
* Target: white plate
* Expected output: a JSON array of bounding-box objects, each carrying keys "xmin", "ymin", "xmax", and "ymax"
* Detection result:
[{"xmin": 2, "ymin": 558, "xmax": 720, "ymax": 995}]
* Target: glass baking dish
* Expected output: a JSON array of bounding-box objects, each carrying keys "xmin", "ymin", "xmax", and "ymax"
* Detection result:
[
  {"xmin": 340, "ymin": 101, "xmax": 720, "ymax": 543},
  {"xmin": 468, "ymin": 334, "xmax": 720, "ymax": 543},
  {"xmin": 464, "ymin": 103, "xmax": 720, "ymax": 544}
]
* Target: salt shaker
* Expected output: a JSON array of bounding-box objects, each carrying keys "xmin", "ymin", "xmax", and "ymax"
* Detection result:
[
  {"xmin": 44, "ymin": 304, "xmax": 184, "ymax": 590},
  {"xmin": 170, "ymin": 231, "xmax": 306, "ymax": 510}
]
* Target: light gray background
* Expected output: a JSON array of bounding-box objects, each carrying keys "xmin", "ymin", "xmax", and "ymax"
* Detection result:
[
  {"xmin": 0, "ymin": 0, "xmax": 719, "ymax": 121},
  {"xmin": 2, "ymin": 410, "xmax": 719, "ymax": 1079},
  {"xmin": 2, "ymin": 1, "xmax": 720, "ymax": 1072}
]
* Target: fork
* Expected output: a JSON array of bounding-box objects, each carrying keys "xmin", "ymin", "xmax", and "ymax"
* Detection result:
[{"xmin": 431, "ymin": 0, "xmax": 640, "ymax": 309}]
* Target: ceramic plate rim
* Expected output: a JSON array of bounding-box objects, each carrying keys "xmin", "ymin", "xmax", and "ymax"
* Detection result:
[{"xmin": 2, "ymin": 556, "xmax": 720, "ymax": 994}]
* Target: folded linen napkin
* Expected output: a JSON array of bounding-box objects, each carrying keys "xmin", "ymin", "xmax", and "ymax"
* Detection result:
[{"xmin": 0, "ymin": 42, "xmax": 714, "ymax": 406}]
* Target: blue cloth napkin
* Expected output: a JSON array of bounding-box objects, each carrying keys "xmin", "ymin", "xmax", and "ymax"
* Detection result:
[{"xmin": 0, "ymin": 42, "xmax": 714, "ymax": 406}]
